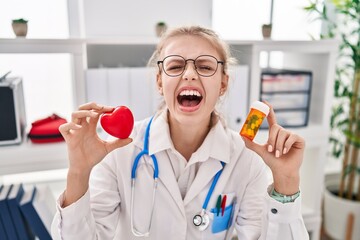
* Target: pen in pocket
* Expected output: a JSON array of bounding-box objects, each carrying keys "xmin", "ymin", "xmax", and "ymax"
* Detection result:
[
  {"xmin": 216, "ymin": 195, "xmax": 222, "ymax": 216},
  {"xmin": 221, "ymin": 195, "xmax": 227, "ymax": 216}
]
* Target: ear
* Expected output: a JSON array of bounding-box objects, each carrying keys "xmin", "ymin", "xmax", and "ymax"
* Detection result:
[
  {"xmin": 156, "ymin": 73, "xmax": 163, "ymax": 95},
  {"xmin": 220, "ymin": 74, "xmax": 229, "ymax": 95}
]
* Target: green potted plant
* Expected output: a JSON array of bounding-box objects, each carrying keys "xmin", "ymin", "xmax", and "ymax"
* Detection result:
[
  {"xmin": 155, "ymin": 21, "xmax": 167, "ymax": 37},
  {"xmin": 305, "ymin": 0, "xmax": 360, "ymax": 239},
  {"xmin": 12, "ymin": 18, "xmax": 28, "ymax": 37},
  {"xmin": 261, "ymin": 24, "xmax": 272, "ymax": 39}
]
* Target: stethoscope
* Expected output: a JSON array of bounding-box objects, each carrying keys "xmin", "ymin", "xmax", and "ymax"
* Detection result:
[{"xmin": 130, "ymin": 117, "xmax": 225, "ymax": 237}]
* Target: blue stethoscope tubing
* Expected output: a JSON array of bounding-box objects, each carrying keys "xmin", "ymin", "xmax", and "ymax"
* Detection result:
[
  {"xmin": 131, "ymin": 117, "xmax": 159, "ymax": 179},
  {"xmin": 130, "ymin": 117, "xmax": 158, "ymax": 237},
  {"xmin": 130, "ymin": 116, "xmax": 225, "ymax": 236}
]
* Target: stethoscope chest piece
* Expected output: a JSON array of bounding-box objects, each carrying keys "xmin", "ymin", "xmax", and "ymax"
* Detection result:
[{"xmin": 193, "ymin": 210, "xmax": 210, "ymax": 231}]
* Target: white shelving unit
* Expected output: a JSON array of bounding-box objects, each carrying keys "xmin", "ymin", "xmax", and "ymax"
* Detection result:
[{"xmin": 0, "ymin": 38, "xmax": 338, "ymax": 240}]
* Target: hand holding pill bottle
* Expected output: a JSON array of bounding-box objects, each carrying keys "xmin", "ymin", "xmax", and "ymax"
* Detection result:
[{"xmin": 240, "ymin": 101, "xmax": 270, "ymax": 141}]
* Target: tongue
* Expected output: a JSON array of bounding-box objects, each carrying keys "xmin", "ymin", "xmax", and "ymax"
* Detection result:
[{"xmin": 182, "ymin": 99, "xmax": 199, "ymax": 107}]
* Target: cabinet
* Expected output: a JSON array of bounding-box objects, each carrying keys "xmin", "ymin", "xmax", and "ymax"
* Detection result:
[{"xmin": 0, "ymin": 38, "xmax": 338, "ymax": 240}]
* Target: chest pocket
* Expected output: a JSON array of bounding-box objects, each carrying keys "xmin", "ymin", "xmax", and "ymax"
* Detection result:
[
  {"xmin": 210, "ymin": 204, "xmax": 234, "ymax": 233},
  {"xmin": 201, "ymin": 192, "xmax": 237, "ymax": 239}
]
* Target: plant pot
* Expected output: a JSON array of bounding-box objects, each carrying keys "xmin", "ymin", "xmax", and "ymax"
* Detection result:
[
  {"xmin": 12, "ymin": 23, "xmax": 28, "ymax": 37},
  {"xmin": 262, "ymin": 25, "xmax": 272, "ymax": 39},
  {"xmin": 155, "ymin": 24, "xmax": 167, "ymax": 37},
  {"xmin": 324, "ymin": 173, "xmax": 360, "ymax": 239}
]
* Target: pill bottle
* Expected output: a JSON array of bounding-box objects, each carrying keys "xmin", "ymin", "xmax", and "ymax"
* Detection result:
[{"xmin": 240, "ymin": 101, "xmax": 270, "ymax": 141}]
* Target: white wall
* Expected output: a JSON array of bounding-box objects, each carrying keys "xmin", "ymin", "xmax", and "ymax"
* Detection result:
[{"xmin": 82, "ymin": 0, "xmax": 212, "ymax": 37}]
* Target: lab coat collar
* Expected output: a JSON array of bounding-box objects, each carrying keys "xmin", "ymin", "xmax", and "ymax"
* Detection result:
[
  {"xmin": 187, "ymin": 118, "xmax": 231, "ymax": 166},
  {"xmin": 147, "ymin": 109, "xmax": 231, "ymax": 165},
  {"xmin": 132, "ymin": 110, "xmax": 172, "ymax": 153},
  {"xmin": 148, "ymin": 109, "xmax": 173, "ymax": 155}
]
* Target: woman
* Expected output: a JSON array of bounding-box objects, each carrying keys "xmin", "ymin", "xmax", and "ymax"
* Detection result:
[{"xmin": 52, "ymin": 26, "xmax": 309, "ymax": 239}]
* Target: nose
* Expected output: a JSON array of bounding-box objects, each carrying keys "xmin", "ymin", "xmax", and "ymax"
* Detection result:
[{"xmin": 182, "ymin": 61, "xmax": 198, "ymax": 81}]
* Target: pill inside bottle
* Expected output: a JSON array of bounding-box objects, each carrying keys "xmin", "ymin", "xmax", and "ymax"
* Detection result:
[{"xmin": 240, "ymin": 101, "xmax": 270, "ymax": 141}]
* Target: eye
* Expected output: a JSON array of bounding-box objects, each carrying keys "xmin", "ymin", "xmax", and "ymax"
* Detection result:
[
  {"xmin": 197, "ymin": 64, "xmax": 215, "ymax": 71},
  {"xmin": 165, "ymin": 60, "xmax": 185, "ymax": 72},
  {"xmin": 167, "ymin": 65, "xmax": 183, "ymax": 71}
]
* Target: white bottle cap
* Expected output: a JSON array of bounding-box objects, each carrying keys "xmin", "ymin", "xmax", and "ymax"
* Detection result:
[{"xmin": 250, "ymin": 101, "xmax": 270, "ymax": 116}]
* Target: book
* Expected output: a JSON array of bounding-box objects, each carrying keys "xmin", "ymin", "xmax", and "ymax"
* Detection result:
[
  {"xmin": 7, "ymin": 183, "xmax": 35, "ymax": 240},
  {"xmin": 0, "ymin": 184, "xmax": 18, "ymax": 240},
  {"xmin": 19, "ymin": 185, "xmax": 55, "ymax": 240},
  {"xmin": 0, "ymin": 185, "xmax": 8, "ymax": 240}
]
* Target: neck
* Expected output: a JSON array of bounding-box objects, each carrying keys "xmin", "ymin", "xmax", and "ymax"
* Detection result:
[{"xmin": 168, "ymin": 112, "xmax": 216, "ymax": 161}]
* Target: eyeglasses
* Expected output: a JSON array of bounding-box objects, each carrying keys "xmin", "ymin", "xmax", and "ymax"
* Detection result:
[{"xmin": 157, "ymin": 55, "xmax": 224, "ymax": 77}]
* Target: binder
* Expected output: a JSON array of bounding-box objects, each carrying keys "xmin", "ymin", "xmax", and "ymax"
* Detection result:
[
  {"xmin": 0, "ymin": 184, "xmax": 18, "ymax": 240},
  {"xmin": 0, "ymin": 185, "xmax": 8, "ymax": 240},
  {"xmin": 129, "ymin": 67, "xmax": 155, "ymax": 120},
  {"xmin": 7, "ymin": 183, "xmax": 35, "ymax": 240},
  {"xmin": 86, "ymin": 68, "xmax": 108, "ymax": 105},
  {"xmin": 222, "ymin": 65, "xmax": 249, "ymax": 131},
  {"xmin": 107, "ymin": 68, "xmax": 130, "ymax": 107},
  {"xmin": 19, "ymin": 185, "xmax": 55, "ymax": 240}
]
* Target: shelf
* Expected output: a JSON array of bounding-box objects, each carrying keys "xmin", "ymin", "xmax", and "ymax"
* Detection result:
[
  {"xmin": 0, "ymin": 141, "xmax": 68, "ymax": 175},
  {"xmin": 0, "ymin": 38, "xmax": 85, "ymax": 54}
]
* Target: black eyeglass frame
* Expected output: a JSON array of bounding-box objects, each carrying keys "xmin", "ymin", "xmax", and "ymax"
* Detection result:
[{"xmin": 157, "ymin": 54, "xmax": 225, "ymax": 77}]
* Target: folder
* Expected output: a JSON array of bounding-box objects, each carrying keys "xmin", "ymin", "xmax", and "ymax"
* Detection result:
[
  {"xmin": 223, "ymin": 65, "xmax": 249, "ymax": 131},
  {"xmin": 129, "ymin": 67, "xmax": 156, "ymax": 120},
  {"xmin": 107, "ymin": 68, "xmax": 131, "ymax": 107},
  {"xmin": 0, "ymin": 185, "xmax": 8, "ymax": 240},
  {"xmin": 19, "ymin": 185, "xmax": 55, "ymax": 240},
  {"xmin": 0, "ymin": 184, "xmax": 18, "ymax": 239},
  {"xmin": 86, "ymin": 68, "xmax": 108, "ymax": 105},
  {"xmin": 7, "ymin": 183, "xmax": 34, "ymax": 240}
]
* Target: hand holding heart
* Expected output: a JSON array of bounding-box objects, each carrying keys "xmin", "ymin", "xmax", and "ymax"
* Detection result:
[{"xmin": 58, "ymin": 102, "xmax": 133, "ymax": 173}]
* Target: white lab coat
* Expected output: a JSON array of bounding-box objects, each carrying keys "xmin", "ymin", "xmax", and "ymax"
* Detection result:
[{"xmin": 51, "ymin": 110, "xmax": 309, "ymax": 240}]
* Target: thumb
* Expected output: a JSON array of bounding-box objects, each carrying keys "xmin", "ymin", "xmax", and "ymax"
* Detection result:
[
  {"xmin": 241, "ymin": 136, "xmax": 265, "ymax": 157},
  {"xmin": 107, "ymin": 138, "xmax": 133, "ymax": 153}
]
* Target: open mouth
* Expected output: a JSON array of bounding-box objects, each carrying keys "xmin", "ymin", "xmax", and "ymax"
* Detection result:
[{"xmin": 177, "ymin": 89, "xmax": 203, "ymax": 108}]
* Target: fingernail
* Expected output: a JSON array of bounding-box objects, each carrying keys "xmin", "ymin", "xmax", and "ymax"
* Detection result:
[
  {"xmin": 275, "ymin": 150, "xmax": 280, "ymax": 158},
  {"xmin": 283, "ymin": 148, "xmax": 287, "ymax": 154},
  {"xmin": 75, "ymin": 124, "xmax": 82, "ymax": 128},
  {"xmin": 268, "ymin": 145, "xmax": 273, "ymax": 152}
]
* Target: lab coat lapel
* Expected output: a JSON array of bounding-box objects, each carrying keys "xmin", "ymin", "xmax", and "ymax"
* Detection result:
[
  {"xmin": 183, "ymin": 120, "xmax": 232, "ymax": 206},
  {"xmin": 146, "ymin": 110, "xmax": 186, "ymax": 217},
  {"xmin": 183, "ymin": 159, "xmax": 223, "ymax": 206},
  {"xmin": 157, "ymin": 151, "xmax": 186, "ymax": 217}
]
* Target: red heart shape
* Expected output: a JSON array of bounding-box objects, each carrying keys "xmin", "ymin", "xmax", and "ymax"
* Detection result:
[{"xmin": 100, "ymin": 106, "xmax": 134, "ymax": 139}]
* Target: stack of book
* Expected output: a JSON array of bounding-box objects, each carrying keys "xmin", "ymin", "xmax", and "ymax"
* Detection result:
[{"xmin": 0, "ymin": 183, "xmax": 55, "ymax": 240}]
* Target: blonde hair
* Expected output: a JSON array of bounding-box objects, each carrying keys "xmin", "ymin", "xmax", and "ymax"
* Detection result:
[{"xmin": 148, "ymin": 25, "xmax": 236, "ymax": 73}]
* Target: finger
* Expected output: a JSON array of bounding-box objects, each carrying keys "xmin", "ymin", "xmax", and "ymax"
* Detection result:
[
  {"xmin": 106, "ymin": 138, "xmax": 133, "ymax": 153},
  {"xmin": 58, "ymin": 122, "xmax": 82, "ymax": 137},
  {"xmin": 267, "ymin": 124, "xmax": 282, "ymax": 153},
  {"xmin": 78, "ymin": 102, "xmax": 114, "ymax": 112},
  {"xmin": 274, "ymin": 128, "xmax": 290, "ymax": 158},
  {"xmin": 71, "ymin": 110, "xmax": 99, "ymax": 124},
  {"xmin": 241, "ymin": 136, "xmax": 266, "ymax": 158},
  {"xmin": 263, "ymin": 101, "xmax": 277, "ymax": 127},
  {"xmin": 283, "ymin": 134, "xmax": 305, "ymax": 153}
]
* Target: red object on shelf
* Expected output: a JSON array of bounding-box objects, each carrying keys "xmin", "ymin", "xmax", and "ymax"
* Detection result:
[{"xmin": 28, "ymin": 114, "xmax": 67, "ymax": 143}]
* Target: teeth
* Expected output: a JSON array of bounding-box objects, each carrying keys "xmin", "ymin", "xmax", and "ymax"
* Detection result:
[{"xmin": 179, "ymin": 89, "xmax": 201, "ymax": 97}]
